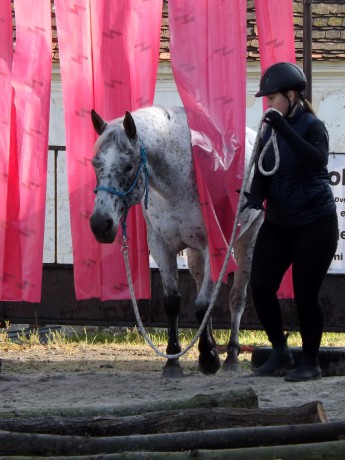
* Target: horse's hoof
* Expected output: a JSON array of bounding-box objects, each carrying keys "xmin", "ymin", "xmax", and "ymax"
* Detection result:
[
  {"xmin": 222, "ymin": 348, "xmax": 242, "ymax": 373},
  {"xmin": 162, "ymin": 361, "xmax": 185, "ymax": 379},
  {"xmin": 222, "ymin": 358, "xmax": 242, "ymax": 374},
  {"xmin": 198, "ymin": 349, "xmax": 221, "ymax": 375}
]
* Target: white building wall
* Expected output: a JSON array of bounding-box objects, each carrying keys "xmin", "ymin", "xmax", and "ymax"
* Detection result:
[{"xmin": 44, "ymin": 61, "xmax": 345, "ymax": 263}]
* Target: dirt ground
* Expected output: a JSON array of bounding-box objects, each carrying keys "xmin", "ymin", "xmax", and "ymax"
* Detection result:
[{"xmin": 1, "ymin": 342, "xmax": 345, "ymax": 422}]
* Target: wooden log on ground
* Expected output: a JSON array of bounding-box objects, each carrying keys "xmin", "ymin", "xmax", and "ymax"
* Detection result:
[
  {"xmin": 8, "ymin": 440, "xmax": 345, "ymax": 459},
  {"xmin": 0, "ymin": 420, "xmax": 345, "ymax": 456},
  {"xmin": 0, "ymin": 401, "xmax": 327, "ymax": 436},
  {"xmin": 194, "ymin": 440, "xmax": 345, "ymax": 460},
  {"xmin": 0, "ymin": 387, "xmax": 258, "ymax": 420}
]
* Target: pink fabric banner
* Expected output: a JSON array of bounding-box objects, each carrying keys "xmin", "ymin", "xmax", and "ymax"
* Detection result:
[
  {"xmin": 255, "ymin": 0, "xmax": 295, "ymax": 299},
  {"xmin": 0, "ymin": 1, "xmax": 52, "ymax": 301},
  {"xmin": 0, "ymin": 0, "xmax": 13, "ymax": 299},
  {"xmin": 55, "ymin": 0, "xmax": 162, "ymax": 300},
  {"xmin": 254, "ymin": 0, "xmax": 296, "ymax": 74},
  {"xmin": 169, "ymin": 0, "xmax": 247, "ymax": 281}
]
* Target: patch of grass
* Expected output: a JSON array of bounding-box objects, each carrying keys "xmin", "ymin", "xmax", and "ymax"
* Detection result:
[
  {"xmin": 1, "ymin": 324, "xmax": 345, "ymax": 349},
  {"xmin": 66, "ymin": 326, "xmax": 147, "ymax": 345},
  {"xmin": 320, "ymin": 332, "xmax": 345, "ymax": 347}
]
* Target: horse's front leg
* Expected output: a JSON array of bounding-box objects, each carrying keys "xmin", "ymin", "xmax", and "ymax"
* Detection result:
[
  {"xmin": 163, "ymin": 285, "xmax": 182, "ymax": 374},
  {"xmin": 147, "ymin": 230, "xmax": 184, "ymax": 378},
  {"xmin": 187, "ymin": 249, "xmax": 220, "ymax": 375},
  {"xmin": 223, "ymin": 212, "xmax": 263, "ymax": 372}
]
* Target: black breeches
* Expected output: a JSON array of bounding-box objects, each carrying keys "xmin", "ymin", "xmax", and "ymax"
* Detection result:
[{"xmin": 250, "ymin": 211, "xmax": 338, "ymax": 357}]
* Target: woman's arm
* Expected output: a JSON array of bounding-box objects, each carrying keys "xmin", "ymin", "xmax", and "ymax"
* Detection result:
[{"xmin": 264, "ymin": 111, "xmax": 329, "ymax": 170}]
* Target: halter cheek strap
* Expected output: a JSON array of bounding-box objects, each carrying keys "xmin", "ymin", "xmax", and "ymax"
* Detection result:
[{"xmin": 94, "ymin": 138, "xmax": 149, "ymax": 238}]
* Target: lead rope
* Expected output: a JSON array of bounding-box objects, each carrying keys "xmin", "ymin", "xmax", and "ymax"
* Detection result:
[
  {"xmin": 122, "ymin": 108, "xmax": 281, "ymax": 360},
  {"xmin": 257, "ymin": 108, "xmax": 282, "ymax": 176}
]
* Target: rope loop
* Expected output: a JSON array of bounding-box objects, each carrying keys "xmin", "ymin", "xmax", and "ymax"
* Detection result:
[{"xmin": 257, "ymin": 108, "xmax": 282, "ymax": 176}]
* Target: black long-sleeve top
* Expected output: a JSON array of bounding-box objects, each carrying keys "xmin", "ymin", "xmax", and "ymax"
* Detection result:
[{"xmin": 249, "ymin": 105, "xmax": 336, "ymax": 227}]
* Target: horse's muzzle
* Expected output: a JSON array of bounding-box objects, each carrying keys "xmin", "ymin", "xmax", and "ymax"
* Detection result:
[{"xmin": 90, "ymin": 211, "xmax": 117, "ymax": 243}]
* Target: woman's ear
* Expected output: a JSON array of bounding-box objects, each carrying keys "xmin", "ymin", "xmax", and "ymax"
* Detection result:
[{"xmin": 288, "ymin": 90, "xmax": 296, "ymax": 102}]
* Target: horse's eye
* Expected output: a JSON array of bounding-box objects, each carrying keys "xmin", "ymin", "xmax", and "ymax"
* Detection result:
[{"xmin": 124, "ymin": 164, "xmax": 134, "ymax": 173}]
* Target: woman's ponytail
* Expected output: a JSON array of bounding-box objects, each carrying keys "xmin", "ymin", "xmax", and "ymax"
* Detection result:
[{"xmin": 300, "ymin": 92, "xmax": 316, "ymax": 116}]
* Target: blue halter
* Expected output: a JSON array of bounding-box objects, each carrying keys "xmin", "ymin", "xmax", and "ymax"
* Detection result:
[{"xmin": 94, "ymin": 138, "xmax": 149, "ymax": 238}]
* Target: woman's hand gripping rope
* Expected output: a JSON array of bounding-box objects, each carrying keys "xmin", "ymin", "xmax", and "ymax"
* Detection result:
[{"xmin": 239, "ymin": 108, "xmax": 282, "ymax": 212}]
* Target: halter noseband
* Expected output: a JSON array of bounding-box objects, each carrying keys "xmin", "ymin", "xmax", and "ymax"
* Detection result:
[{"xmin": 94, "ymin": 138, "xmax": 149, "ymax": 238}]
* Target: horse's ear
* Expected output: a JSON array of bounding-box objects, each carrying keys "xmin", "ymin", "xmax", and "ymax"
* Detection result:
[
  {"xmin": 123, "ymin": 111, "xmax": 137, "ymax": 139},
  {"xmin": 91, "ymin": 109, "xmax": 107, "ymax": 135}
]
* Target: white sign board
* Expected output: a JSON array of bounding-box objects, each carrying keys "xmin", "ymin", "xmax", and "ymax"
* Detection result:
[{"xmin": 328, "ymin": 153, "xmax": 345, "ymax": 274}]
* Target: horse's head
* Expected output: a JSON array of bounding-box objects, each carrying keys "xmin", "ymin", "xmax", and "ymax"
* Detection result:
[{"xmin": 90, "ymin": 109, "xmax": 147, "ymax": 243}]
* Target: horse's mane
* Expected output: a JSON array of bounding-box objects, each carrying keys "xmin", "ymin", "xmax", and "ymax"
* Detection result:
[{"xmin": 134, "ymin": 105, "xmax": 171, "ymax": 120}]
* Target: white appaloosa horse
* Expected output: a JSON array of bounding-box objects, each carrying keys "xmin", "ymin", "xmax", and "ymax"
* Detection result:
[{"xmin": 90, "ymin": 106, "xmax": 263, "ymax": 377}]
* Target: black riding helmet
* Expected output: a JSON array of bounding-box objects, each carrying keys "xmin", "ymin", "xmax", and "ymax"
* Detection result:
[{"xmin": 255, "ymin": 62, "xmax": 307, "ymax": 97}]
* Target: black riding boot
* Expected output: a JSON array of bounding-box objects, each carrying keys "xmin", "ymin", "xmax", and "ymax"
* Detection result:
[
  {"xmin": 253, "ymin": 339, "xmax": 294, "ymax": 376},
  {"xmin": 285, "ymin": 351, "xmax": 321, "ymax": 382}
]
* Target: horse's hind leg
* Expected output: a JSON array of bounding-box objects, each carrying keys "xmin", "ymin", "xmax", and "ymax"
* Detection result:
[
  {"xmin": 223, "ymin": 213, "xmax": 263, "ymax": 372},
  {"xmin": 187, "ymin": 248, "xmax": 220, "ymax": 375}
]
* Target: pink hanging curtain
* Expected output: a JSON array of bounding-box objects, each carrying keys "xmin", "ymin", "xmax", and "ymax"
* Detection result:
[
  {"xmin": 55, "ymin": 0, "xmax": 162, "ymax": 300},
  {"xmin": 0, "ymin": 0, "xmax": 13, "ymax": 299},
  {"xmin": 255, "ymin": 0, "xmax": 295, "ymax": 299},
  {"xmin": 254, "ymin": 0, "xmax": 296, "ymax": 74},
  {"xmin": 169, "ymin": 0, "xmax": 247, "ymax": 281},
  {"xmin": 0, "ymin": 1, "xmax": 51, "ymax": 301}
]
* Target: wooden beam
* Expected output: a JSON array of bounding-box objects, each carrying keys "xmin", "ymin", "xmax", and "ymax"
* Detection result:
[
  {"xmin": 303, "ymin": 0, "xmax": 313, "ymax": 102},
  {"xmin": 0, "ymin": 420, "xmax": 345, "ymax": 456},
  {"xmin": 0, "ymin": 402, "xmax": 326, "ymax": 437}
]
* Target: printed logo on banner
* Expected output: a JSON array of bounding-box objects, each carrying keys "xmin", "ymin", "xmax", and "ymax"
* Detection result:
[{"xmin": 328, "ymin": 153, "xmax": 345, "ymax": 274}]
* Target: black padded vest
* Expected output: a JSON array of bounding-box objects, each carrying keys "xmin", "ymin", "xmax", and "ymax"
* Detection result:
[{"xmin": 261, "ymin": 108, "xmax": 336, "ymax": 227}]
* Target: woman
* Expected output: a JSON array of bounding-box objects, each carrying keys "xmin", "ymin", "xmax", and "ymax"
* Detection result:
[{"xmin": 244, "ymin": 62, "xmax": 338, "ymax": 382}]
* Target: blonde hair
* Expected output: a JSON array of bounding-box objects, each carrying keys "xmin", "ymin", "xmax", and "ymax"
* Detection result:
[{"xmin": 297, "ymin": 90, "xmax": 316, "ymax": 116}]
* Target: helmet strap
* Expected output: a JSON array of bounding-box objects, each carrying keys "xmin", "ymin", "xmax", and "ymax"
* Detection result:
[{"xmin": 282, "ymin": 91, "xmax": 296, "ymax": 117}]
